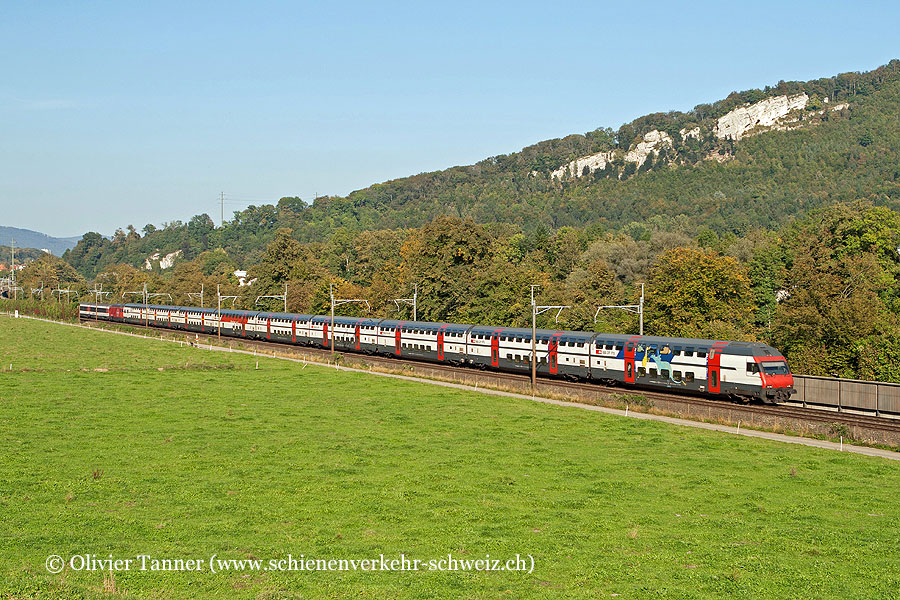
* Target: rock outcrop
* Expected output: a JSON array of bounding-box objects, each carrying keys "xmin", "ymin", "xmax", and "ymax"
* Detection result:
[
  {"xmin": 550, "ymin": 129, "xmax": 672, "ymax": 180},
  {"xmin": 549, "ymin": 93, "xmax": 848, "ymax": 181},
  {"xmin": 624, "ymin": 130, "xmax": 673, "ymax": 168},
  {"xmin": 679, "ymin": 126, "xmax": 700, "ymax": 142},
  {"xmin": 144, "ymin": 249, "xmax": 182, "ymax": 270},
  {"xmin": 714, "ymin": 93, "xmax": 809, "ymax": 140},
  {"xmin": 550, "ymin": 150, "xmax": 615, "ymax": 180}
]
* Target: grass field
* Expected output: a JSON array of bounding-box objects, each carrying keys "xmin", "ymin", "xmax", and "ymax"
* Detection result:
[{"xmin": 1, "ymin": 316, "xmax": 899, "ymax": 599}]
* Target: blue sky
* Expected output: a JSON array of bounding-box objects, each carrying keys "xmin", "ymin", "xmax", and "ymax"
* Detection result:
[{"xmin": 1, "ymin": 1, "xmax": 898, "ymax": 238}]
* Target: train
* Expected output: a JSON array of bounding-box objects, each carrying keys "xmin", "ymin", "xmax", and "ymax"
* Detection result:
[{"xmin": 79, "ymin": 303, "xmax": 796, "ymax": 403}]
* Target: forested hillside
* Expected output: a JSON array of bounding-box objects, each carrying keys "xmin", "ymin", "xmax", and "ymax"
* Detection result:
[
  {"xmin": 40, "ymin": 60, "xmax": 900, "ymax": 382},
  {"xmin": 64, "ymin": 61, "xmax": 900, "ymax": 275}
]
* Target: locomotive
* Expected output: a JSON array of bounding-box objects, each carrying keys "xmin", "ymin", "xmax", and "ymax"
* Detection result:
[{"xmin": 79, "ymin": 303, "xmax": 795, "ymax": 403}]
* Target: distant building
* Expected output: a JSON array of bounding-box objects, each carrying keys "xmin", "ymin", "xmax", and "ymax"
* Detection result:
[
  {"xmin": 233, "ymin": 270, "xmax": 256, "ymax": 287},
  {"xmin": 41, "ymin": 248, "xmax": 52, "ymax": 254}
]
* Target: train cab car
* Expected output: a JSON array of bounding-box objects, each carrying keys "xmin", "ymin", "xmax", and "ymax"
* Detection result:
[{"xmin": 736, "ymin": 343, "xmax": 795, "ymax": 403}]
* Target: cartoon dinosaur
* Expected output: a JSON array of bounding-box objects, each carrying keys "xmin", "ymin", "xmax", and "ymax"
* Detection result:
[{"xmin": 651, "ymin": 351, "xmax": 685, "ymax": 385}]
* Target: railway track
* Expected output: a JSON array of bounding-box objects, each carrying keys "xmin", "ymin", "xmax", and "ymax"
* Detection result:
[{"xmin": 85, "ymin": 319, "xmax": 900, "ymax": 438}]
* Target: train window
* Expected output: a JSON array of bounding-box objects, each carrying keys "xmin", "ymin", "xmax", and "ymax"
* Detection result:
[
  {"xmin": 684, "ymin": 372, "xmax": 694, "ymax": 382},
  {"xmin": 649, "ymin": 368, "xmax": 658, "ymax": 377},
  {"xmin": 710, "ymin": 371, "xmax": 718, "ymax": 387},
  {"xmin": 697, "ymin": 350, "xmax": 707, "ymax": 358},
  {"xmin": 638, "ymin": 367, "xmax": 646, "ymax": 377},
  {"xmin": 626, "ymin": 362, "xmax": 633, "ymax": 377},
  {"xmin": 761, "ymin": 361, "xmax": 789, "ymax": 375},
  {"xmin": 673, "ymin": 370, "xmax": 682, "ymax": 381},
  {"xmin": 684, "ymin": 349, "xmax": 694, "ymax": 357},
  {"xmin": 616, "ymin": 344, "xmax": 624, "ymax": 350},
  {"xmin": 747, "ymin": 362, "xmax": 759, "ymax": 374},
  {"xmin": 661, "ymin": 369, "xmax": 670, "ymax": 379}
]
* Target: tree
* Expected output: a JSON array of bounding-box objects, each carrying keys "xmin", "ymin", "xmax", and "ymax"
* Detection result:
[
  {"xmin": 772, "ymin": 202, "xmax": 900, "ymax": 378},
  {"xmin": 646, "ymin": 248, "xmax": 754, "ymax": 339}
]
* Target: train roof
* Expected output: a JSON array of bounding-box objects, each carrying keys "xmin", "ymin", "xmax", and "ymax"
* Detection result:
[
  {"xmin": 468, "ymin": 326, "xmax": 595, "ymax": 343},
  {"xmin": 308, "ymin": 315, "xmax": 381, "ymax": 325},
  {"xmin": 378, "ymin": 320, "xmax": 472, "ymax": 333},
  {"xmin": 255, "ymin": 311, "xmax": 313, "ymax": 320}
]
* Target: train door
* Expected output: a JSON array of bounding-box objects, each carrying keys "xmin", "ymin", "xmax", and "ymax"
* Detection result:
[
  {"xmin": 241, "ymin": 318, "xmax": 246, "ymax": 337},
  {"xmin": 266, "ymin": 318, "xmax": 271, "ymax": 340},
  {"xmin": 624, "ymin": 344, "xmax": 635, "ymax": 383},
  {"xmin": 322, "ymin": 322, "xmax": 328, "ymax": 347},
  {"xmin": 707, "ymin": 348, "xmax": 721, "ymax": 393},
  {"xmin": 491, "ymin": 333, "xmax": 499, "ymax": 367},
  {"xmin": 395, "ymin": 325, "xmax": 402, "ymax": 356},
  {"xmin": 548, "ymin": 335, "xmax": 559, "ymax": 375},
  {"xmin": 437, "ymin": 327, "xmax": 445, "ymax": 361},
  {"xmin": 354, "ymin": 324, "xmax": 361, "ymax": 350},
  {"xmin": 291, "ymin": 320, "xmax": 296, "ymax": 343}
]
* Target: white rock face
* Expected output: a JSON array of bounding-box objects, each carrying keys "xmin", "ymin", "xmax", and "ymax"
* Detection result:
[
  {"xmin": 550, "ymin": 129, "xmax": 672, "ymax": 180},
  {"xmin": 680, "ymin": 126, "xmax": 700, "ymax": 142},
  {"xmin": 624, "ymin": 130, "xmax": 673, "ymax": 168},
  {"xmin": 714, "ymin": 93, "xmax": 809, "ymax": 140},
  {"xmin": 550, "ymin": 150, "xmax": 615, "ymax": 180},
  {"xmin": 144, "ymin": 249, "xmax": 182, "ymax": 270}
]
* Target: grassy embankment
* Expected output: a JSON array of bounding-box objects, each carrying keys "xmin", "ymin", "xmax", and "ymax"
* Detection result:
[{"xmin": 1, "ymin": 316, "xmax": 898, "ymax": 599}]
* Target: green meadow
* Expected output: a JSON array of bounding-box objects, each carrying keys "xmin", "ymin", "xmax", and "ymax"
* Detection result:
[{"xmin": 1, "ymin": 317, "xmax": 899, "ymax": 599}]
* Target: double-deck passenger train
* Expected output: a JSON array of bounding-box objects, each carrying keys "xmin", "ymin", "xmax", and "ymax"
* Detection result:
[{"xmin": 79, "ymin": 303, "xmax": 795, "ymax": 403}]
